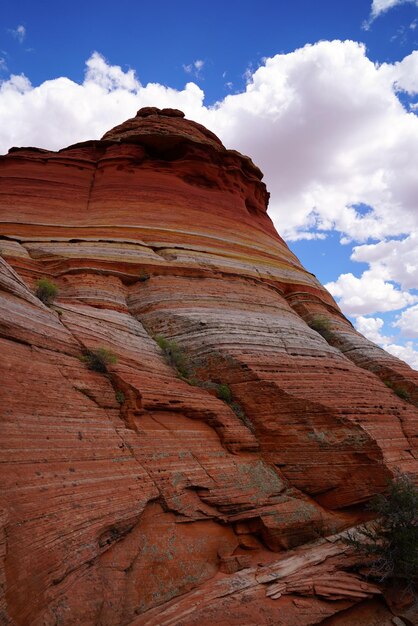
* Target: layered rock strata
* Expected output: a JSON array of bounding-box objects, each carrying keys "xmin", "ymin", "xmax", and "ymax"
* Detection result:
[{"xmin": 0, "ymin": 107, "xmax": 417, "ymax": 625}]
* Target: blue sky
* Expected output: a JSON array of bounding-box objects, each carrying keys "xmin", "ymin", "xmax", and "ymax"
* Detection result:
[
  {"xmin": 1, "ymin": 0, "xmax": 418, "ymax": 368},
  {"xmin": 1, "ymin": 1, "xmax": 417, "ymax": 100}
]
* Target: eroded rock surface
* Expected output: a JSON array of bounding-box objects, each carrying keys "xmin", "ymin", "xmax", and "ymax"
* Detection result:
[{"xmin": 1, "ymin": 108, "xmax": 417, "ymax": 625}]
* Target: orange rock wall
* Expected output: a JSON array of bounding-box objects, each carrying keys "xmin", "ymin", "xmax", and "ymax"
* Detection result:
[{"xmin": 1, "ymin": 109, "xmax": 417, "ymax": 625}]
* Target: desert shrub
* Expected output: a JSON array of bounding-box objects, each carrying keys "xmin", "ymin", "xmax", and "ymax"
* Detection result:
[
  {"xmin": 384, "ymin": 381, "xmax": 410, "ymax": 402},
  {"xmin": 395, "ymin": 388, "xmax": 410, "ymax": 401},
  {"xmin": 216, "ymin": 383, "xmax": 233, "ymax": 403},
  {"xmin": 308, "ymin": 315, "xmax": 332, "ymax": 340},
  {"xmin": 153, "ymin": 338, "xmax": 255, "ymax": 429},
  {"xmin": 155, "ymin": 335, "xmax": 191, "ymax": 379},
  {"xmin": 214, "ymin": 382, "xmax": 254, "ymax": 432},
  {"xmin": 138, "ymin": 271, "xmax": 150, "ymax": 282},
  {"xmin": 115, "ymin": 391, "xmax": 125, "ymax": 404},
  {"xmin": 35, "ymin": 278, "xmax": 58, "ymax": 306},
  {"xmin": 187, "ymin": 373, "xmax": 254, "ymax": 430},
  {"xmin": 344, "ymin": 473, "xmax": 418, "ymax": 590},
  {"xmin": 82, "ymin": 348, "xmax": 118, "ymax": 373},
  {"xmin": 230, "ymin": 401, "xmax": 255, "ymax": 432}
]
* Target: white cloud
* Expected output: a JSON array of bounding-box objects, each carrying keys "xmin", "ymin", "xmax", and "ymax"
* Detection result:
[
  {"xmin": 325, "ymin": 270, "xmax": 417, "ymax": 316},
  {"xmin": 204, "ymin": 42, "xmax": 418, "ymax": 243},
  {"xmin": 363, "ymin": 1, "xmax": 418, "ymax": 29},
  {"xmin": 383, "ymin": 341, "xmax": 418, "ymax": 368},
  {"xmin": 371, "ymin": 0, "xmax": 399, "ymax": 15},
  {"xmin": 84, "ymin": 51, "xmax": 139, "ymax": 91},
  {"xmin": 0, "ymin": 58, "xmax": 7, "ymax": 72},
  {"xmin": 355, "ymin": 315, "xmax": 393, "ymax": 343},
  {"xmin": 183, "ymin": 59, "xmax": 204, "ymax": 78},
  {"xmin": 9, "ymin": 25, "xmax": 26, "ymax": 43},
  {"xmin": 372, "ymin": 0, "xmax": 418, "ymax": 17},
  {"xmin": 354, "ymin": 315, "xmax": 418, "ymax": 369},
  {"xmin": 351, "ymin": 234, "xmax": 418, "ymax": 290},
  {"xmin": 243, "ymin": 63, "xmax": 254, "ymax": 82},
  {"xmin": 338, "ymin": 273, "xmax": 418, "ymax": 370},
  {"xmin": 380, "ymin": 50, "xmax": 418, "ymax": 94},
  {"xmin": 394, "ymin": 304, "xmax": 418, "ymax": 337}
]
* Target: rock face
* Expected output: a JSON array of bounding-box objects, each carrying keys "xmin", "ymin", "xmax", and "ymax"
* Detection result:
[{"xmin": 0, "ymin": 107, "xmax": 417, "ymax": 625}]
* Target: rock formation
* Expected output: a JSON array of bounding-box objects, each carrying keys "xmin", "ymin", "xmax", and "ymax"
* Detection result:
[{"xmin": 0, "ymin": 107, "xmax": 417, "ymax": 625}]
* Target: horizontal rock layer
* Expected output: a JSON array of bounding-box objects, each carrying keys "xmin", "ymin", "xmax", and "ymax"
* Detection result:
[{"xmin": 1, "ymin": 108, "xmax": 417, "ymax": 625}]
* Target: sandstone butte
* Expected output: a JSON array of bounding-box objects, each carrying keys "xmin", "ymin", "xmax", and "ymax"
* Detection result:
[{"xmin": 0, "ymin": 106, "xmax": 417, "ymax": 626}]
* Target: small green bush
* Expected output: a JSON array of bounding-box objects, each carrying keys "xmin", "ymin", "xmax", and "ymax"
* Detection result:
[
  {"xmin": 152, "ymin": 339, "xmax": 255, "ymax": 430},
  {"xmin": 115, "ymin": 391, "xmax": 125, "ymax": 404},
  {"xmin": 384, "ymin": 381, "xmax": 410, "ymax": 402},
  {"xmin": 395, "ymin": 388, "xmax": 410, "ymax": 401},
  {"xmin": 35, "ymin": 278, "xmax": 58, "ymax": 306},
  {"xmin": 82, "ymin": 348, "xmax": 118, "ymax": 373},
  {"xmin": 213, "ymin": 382, "xmax": 254, "ymax": 432},
  {"xmin": 230, "ymin": 401, "xmax": 255, "ymax": 432},
  {"xmin": 344, "ymin": 473, "xmax": 418, "ymax": 590},
  {"xmin": 308, "ymin": 315, "xmax": 332, "ymax": 340},
  {"xmin": 216, "ymin": 383, "xmax": 233, "ymax": 403},
  {"xmin": 155, "ymin": 335, "xmax": 191, "ymax": 379}
]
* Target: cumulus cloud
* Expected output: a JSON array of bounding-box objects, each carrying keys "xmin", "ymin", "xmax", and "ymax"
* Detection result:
[
  {"xmin": 355, "ymin": 315, "xmax": 418, "ymax": 369},
  {"xmin": 325, "ymin": 270, "xmax": 417, "ymax": 316},
  {"xmin": 394, "ymin": 304, "xmax": 418, "ymax": 337},
  {"xmin": 351, "ymin": 234, "xmax": 418, "ymax": 290},
  {"xmin": 8, "ymin": 25, "xmax": 26, "ymax": 43},
  {"xmin": 383, "ymin": 342, "xmax": 418, "ymax": 368},
  {"xmin": 355, "ymin": 315, "xmax": 394, "ymax": 343},
  {"xmin": 380, "ymin": 50, "xmax": 418, "ymax": 94},
  {"xmin": 210, "ymin": 43, "xmax": 418, "ymax": 243},
  {"xmin": 85, "ymin": 51, "xmax": 139, "ymax": 91},
  {"xmin": 347, "ymin": 234, "xmax": 418, "ymax": 369},
  {"xmin": 0, "ymin": 53, "xmax": 205, "ymax": 153}
]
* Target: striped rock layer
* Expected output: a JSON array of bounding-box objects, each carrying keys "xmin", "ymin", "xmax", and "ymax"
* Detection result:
[{"xmin": 0, "ymin": 107, "xmax": 417, "ymax": 625}]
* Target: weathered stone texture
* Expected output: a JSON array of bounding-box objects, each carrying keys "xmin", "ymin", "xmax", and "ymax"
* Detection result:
[{"xmin": 1, "ymin": 108, "xmax": 417, "ymax": 625}]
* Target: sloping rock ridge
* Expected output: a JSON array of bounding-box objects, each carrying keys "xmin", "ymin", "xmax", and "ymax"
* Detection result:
[{"xmin": 0, "ymin": 107, "xmax": 417, "ymax": 625}]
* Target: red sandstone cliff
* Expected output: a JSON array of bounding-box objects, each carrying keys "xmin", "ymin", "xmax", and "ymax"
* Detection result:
[{"xmin": 0, "ymin": 107, "xmax": 417, "ymax": 625}]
